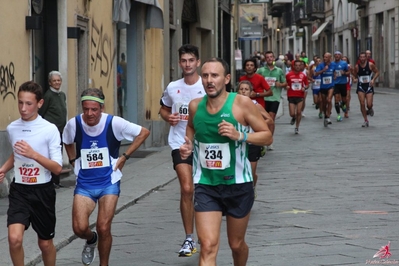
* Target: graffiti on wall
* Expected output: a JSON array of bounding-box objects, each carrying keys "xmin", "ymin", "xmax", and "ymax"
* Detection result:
[
  {"xmin": 91, "ymin": 19, "xmax": 116, "ymax": 88},
  {"xmin": 0, "ymin": 62, "xmax": 17, "ymax": 101}
]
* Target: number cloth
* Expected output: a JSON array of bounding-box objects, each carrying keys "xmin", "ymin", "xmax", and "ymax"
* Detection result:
[
  {"xmin": 160, "ymin": 77, "xmax": 205, "ymax": 150},
  {"xmin": 7, "ymin": 116, "xmax": 62, "ymax": 185},
  {"xmin": 192, "ymin": 93, "xmax": 252, "ymax": 186}
]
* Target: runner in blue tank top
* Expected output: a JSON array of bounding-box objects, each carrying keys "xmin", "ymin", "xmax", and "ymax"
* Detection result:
[{"xmin": 63, "ymin": 88, "xmax": 150, "ymax": 266}]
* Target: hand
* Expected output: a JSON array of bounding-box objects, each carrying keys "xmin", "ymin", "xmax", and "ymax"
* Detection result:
[
  {"xmin": 14, "ymin": 140, "xmax": 36, "ymax": 159},
  {"xmin": 218, "ymin": 120, "xmax": 239, "ymax": 141},
  {"xmin": 168, "ymin": 112, "xmax": 180, "ymax": 126},
  {"xmin": 114, "ymin": 156, "xmax": 126, "ymax": 171},
  {"xmin": 353, "ymin": 78, "xmax": 358, "ymax": 83},
  {"xmin": 180, "ymin": 136, "xmax": 193, "ymax": 160},
  {"xmin": 370, "ymin": 80, "xmax": 375, "ymax": 87},
  {"xmin": 324, "ymin": 65, "xmax": 329, "ymax": 71}
]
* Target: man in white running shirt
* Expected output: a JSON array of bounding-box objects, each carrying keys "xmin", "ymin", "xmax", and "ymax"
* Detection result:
[
  {"xmin": 159, "ymin": 44, "xmax": 205, "ymax": 257},
  {"xmin": 0, "ymin": 81, "xmax": 63, "ymax": 266}
]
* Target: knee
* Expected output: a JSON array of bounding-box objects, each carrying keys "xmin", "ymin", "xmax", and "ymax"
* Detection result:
[
  {"xmin": 199, "ymin": 239, "xmax": 218, "ymax": 255},
  {"xmin": 72, "ymin": 222, "xmax": 88, "ymax": 238},
  {"xmin": 38, "ymin": 239, "xmax": 54, "ymax": 254},
  {"xmin": 96, "ymin": 223, "xmax": 112, "ymax": 238},
  {"xmin": 180, "ymin": 183, "xmax": 193, "ymax": 197},
  {"xmin": 229, "ymin": 239, "xmax": 247, "ymax": 254},
  {"xmin": 8, "ymin": 234, "xmax": 23, "ymax": 250}
]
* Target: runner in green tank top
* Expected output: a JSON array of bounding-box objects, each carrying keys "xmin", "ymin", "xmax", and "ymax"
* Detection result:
[{"xmin": 180, "ymin": 58, "xmax": 273, "ymax": 266}]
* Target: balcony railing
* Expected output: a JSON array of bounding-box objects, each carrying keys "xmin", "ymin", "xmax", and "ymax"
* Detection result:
[
  {"xmin": 294, "ymin": 3, "xmax": 311, "ymax": 27},
  {"xmin": 305, "ymin": 0, "xmax": 325, "ymax": 20},
  {"xmin": 347, "ymin": 0, "xmax": 369, "ymax": 5},
  {"xmin": 282, "ymin": 3, "xmax": 293, "ymax": 28}
]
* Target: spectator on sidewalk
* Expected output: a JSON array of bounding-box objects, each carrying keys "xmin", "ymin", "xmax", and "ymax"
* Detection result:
[
  {"xmin": 38, "ymin": 71, "xmax": 67, "ymax": 188},
  {"xmin": 63, "ymin": 88, "xmax": 150, "ymax": 266},
  {"xmin": 159, "ymin": 44, "xmax": 205, "ymax": 257},
  {"xmin": 180, "ymin": 57, "xmax": 273, "ymax": 265},
  {"xmin": 0, "ymin": 81, "xmax": 62, "ymax": 266}
]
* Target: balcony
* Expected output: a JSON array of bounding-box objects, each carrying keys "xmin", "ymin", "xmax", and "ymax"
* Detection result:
[
  {"xmin": 268, "ymin": 0, "xmax": 292, "ymax": 18},
  {"xmin": 294, "ymin": 2, "xmax": 311, "ymax": 27},
  {"xmin": 281, "ymin": 3, "xmax": 293, "ymax": 28},
  {"xmin": 305, "ymin": 0, "xmax": 325, "ymax": 21},
  {"xmin": 347, "ymin": 0, "xmax": 369, "ymax": 5}
]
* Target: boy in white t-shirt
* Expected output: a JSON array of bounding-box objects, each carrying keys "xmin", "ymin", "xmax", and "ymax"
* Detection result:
[{"xmin": 0, "ymin": 81, "xmax": 63, "ymax": 266}]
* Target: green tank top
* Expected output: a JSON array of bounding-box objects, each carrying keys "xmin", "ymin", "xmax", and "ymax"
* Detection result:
[{"xmin": 192, "ymin": 93, "xmax": 252, "ymax": 185}]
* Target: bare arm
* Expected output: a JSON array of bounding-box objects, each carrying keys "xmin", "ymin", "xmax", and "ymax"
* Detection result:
[
  {"xmin": 64, "ymin": 143, "xmax": 76, "ymax": 166},
  {"xmin": 159, "ymin": 105, "xmax": 180, "ymax": 126},
  {"xmin": 370, "ymin": 63, "xmax": 380, "ymax": 87},
  {"xmin": 0, "ymin": 154, "xmax": 14, "ymax": 183},
  {"xmin": 114, "ymin": 127, "xmax": 150, "ymax": 170}
]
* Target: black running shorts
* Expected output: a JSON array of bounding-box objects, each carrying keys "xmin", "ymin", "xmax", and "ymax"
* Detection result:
[
  {"xmin": 7, "ymin": 180, "xmax": 56, "ymax": 240},
  {"xmin": 265, "ymin": 101, "xmax": 280, "ymax": 113},
  {"xmin": 248, "ymin": 145, "xmax": 261, "ymax": 162},
  {"xmin": 334, "ymin": 83, "xmax": 347, "ymax": 96},
  {"xmin": 194, "ymin": 182, "xmax": 254, "ymax": 218},
  {"xmin": 172, "ymin": 149, "xmax": 193, "ymax": 170}
]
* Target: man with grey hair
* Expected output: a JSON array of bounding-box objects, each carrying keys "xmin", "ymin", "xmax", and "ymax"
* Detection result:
[
  {"xmin": 63, "ymin": 88, "xmax": 150, "ymax": 266},
  {"xmin": 39, "ymin": 70, "xmax": 67, "ymax": 188}
]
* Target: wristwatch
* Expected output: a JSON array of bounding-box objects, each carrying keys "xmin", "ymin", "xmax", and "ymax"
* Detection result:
[
  {"xmin": 256, "ymin": 93, "xmax": 260, "ymax": 97},
  {"xmin": 122, "ymin": 153, "xmax": 130, "ymax": 160}
]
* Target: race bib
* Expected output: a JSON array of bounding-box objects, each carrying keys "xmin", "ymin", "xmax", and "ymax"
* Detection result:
[
  {"xmin": 314, "ymin": 79, "xmax": 321, "ymax": 86},
  {"xmin": 81, "ymin": 147, "xmax": 110, "ymax": 169},
  {"xmin": 199, "ymin": 142, "xmax": 230, "ymax": 170},
  {"xmin": 14, "ymin": 159, "xmax": 46, "ymax": 184},
  {"xmin": 335, "ymin": 70, "xmax": 342, "ymax": 77},
  {"xmin": 323, "ymin": 76, "xmax": 332, "ymax": 85},
  {"xmin": 173, "ymin": 102, "xmax": 189, "ymax": 121},
  {"xmin": 359, "ymin": 75, "xmax": 370, "ymax": 83},
  {"xmin": 265, "ymin": 77, "xmax": 276, "ymax": 87},
  {"xmin": 292, "ymin": 82, "xmax": 302, "ymax": 91}
]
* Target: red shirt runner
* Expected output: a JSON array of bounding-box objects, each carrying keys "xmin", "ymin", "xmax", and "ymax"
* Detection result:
[
  {"xmin": 239, "ymin": 74, "xmax": 270, "ymax": 108},
  {"xmin": 286, "ymin": 71, "xmax": 309, "ymax": 98}
]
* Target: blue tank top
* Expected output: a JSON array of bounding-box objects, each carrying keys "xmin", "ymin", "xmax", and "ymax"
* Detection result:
[{"xmin": 74, "ymin": 115, "xmax": 121, "ymax": 189}]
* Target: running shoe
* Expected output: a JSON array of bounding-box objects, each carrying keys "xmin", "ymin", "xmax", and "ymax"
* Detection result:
[
  {"xmin": 267, "ymin": 144, "xmax": 274, "ymax": 151},
  {"xmin": 344, "ymin": 112, "xmax": 349, "ymax": 118},
  {"xmin": 260, "ymin": 146, "xmax": 266, "ymax": 157},
  {"xmin": 315, "ymin": 104, "xmax": 319, "ymax": 110},
  {"xmin": 295, "ymin": 128, "xmax": 299, "ymax": 134},
  {"xmin": 324, "ymin": 118, "xmax": 328, "ymax": 127},
  {"xmin": 179, "ymin": 239, "xmax": 197, "ymax": 257},
  {"xmin": 82, "ymin": 231, "xmax": 97, "ymax": 265},
  {"xmin": 362, "ymin": 121, "xmax": 369, "ymax": 127},
  {"xmin": 290, "ymin": 117, "xmax": 295, "ymax": 125},
  {"xmin": 337, "ymin": 115, "xmax": 342, "ymax": 122},
  {"xmin": 302, "ymin": 113, "xmax": 306, "ymax": 117},
  {"xmin": 318, "ymin": 112, "xmax": 323, "ymax": 119},
  {"xmin": 341, "ymin": 103, "xmax": 347, "ymax": 113},
  {"xmin": 327, "ymin": 118, "xmax": 332, "ymax": 124},
  {"xmin": 368, "ymin": 108, "xmax": 374, "ymax": 116}
]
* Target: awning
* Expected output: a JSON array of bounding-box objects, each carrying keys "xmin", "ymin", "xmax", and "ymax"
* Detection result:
[
  {"xmin": 272, "ymin": 0, "xmax": 292, "ymax": 3},
  {"xmin": 113, "ymin": 0, "xmax": 164, "ymax": 29},
  {"xmin": 311, "ymin": 21, "xmax": 330, "ymax": 41}
]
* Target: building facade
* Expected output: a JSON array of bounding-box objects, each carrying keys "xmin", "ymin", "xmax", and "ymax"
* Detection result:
[{"xmin": 0, "ymin": 0, "xmax": 231, "ymax": 196}]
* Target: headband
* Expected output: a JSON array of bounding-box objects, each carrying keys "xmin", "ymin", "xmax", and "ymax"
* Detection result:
[{"xmin": 81, "ymin": 95, "xmax": 104, "ymax": 104}]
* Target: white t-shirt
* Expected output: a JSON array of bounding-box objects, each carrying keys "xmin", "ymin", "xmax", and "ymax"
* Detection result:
[
  {"xmin": 160, "ymin": 77, "xmax": 205, "ymax": 150},
  {"xmin": 7, "ymin": 115, "xmax": 62, "ymax": 185},
  {"xmin": 63, "ymin": 113, "xmax": 142, "ymax": 144}
]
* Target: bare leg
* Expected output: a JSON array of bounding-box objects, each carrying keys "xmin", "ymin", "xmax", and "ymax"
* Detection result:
[
  {"xmin": 175, "ymin": 163, "xmax": 195, "ymax": 237},
  {"xmin": 38, "ymin": 238, "xmax": 56, "ymax": 266},
  {"xmin": 196, "ymin": 211, "xmax": 222, "ymax": 266},
  {"xmin": 8, "ymin": 224, "xmax": 25, "ymax": 266},
  {"xmin": 226, "ymin": 213, "xmax": 251, "ymax": 266},
  {"xmin": 97, "ymin": 195, "xmax": 119, "ymax": 265}
]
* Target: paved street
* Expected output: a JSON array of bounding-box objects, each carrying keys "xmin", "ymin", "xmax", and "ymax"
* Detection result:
[{"xmin": 0, "ymin": 87, "xmax": 398, "ymax": 266}]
